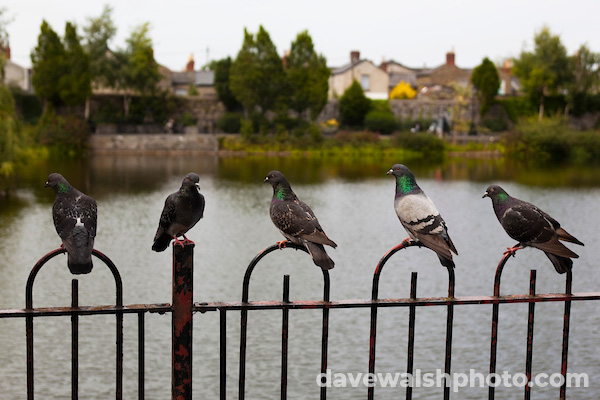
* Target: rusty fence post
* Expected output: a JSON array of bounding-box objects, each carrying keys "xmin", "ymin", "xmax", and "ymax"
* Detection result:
[{"xmin": 172, "ymin": 243, "xmax": 194, "ymax": 400}]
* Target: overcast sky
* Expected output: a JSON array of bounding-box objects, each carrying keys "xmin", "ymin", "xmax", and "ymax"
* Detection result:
[{"xmin": 3, "ymin": 0, "xmax": 600, "ymax": 72}]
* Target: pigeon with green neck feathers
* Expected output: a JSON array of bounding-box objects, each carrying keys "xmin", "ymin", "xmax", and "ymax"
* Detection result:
[
  {"xmin": 387, "ymin": 164, "xmax": 458, "ymax": 269},
  {"xmin": 45, "ymin": 173, "xmax": 97, "ymax": 274},
  {"xmin": 264, "ymin": 170, "xmax": 337, "ymax": 270},
  {"xmin": 152, "ymin": 173, "xmax": 205, "ymax": 252},
  {"xmin": 483, "ymin": 185, "xmax": 584, "ymax": 273}
]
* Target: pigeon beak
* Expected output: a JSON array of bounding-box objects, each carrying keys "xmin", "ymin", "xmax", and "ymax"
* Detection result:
[
  {"xmin": 195, "ymin": 182, "xmax": 201, "ymax": 191},
  {"xmin": 263, "ymin": 177, "xmax": 268, "ymax": 183},
  {"xmin": 44, "ymin": 181, "xmax": 49, "ymax": 188},
  {"xmin": 386, "ymin": 169, "xmax": 393, "ymax": 175},
  {"xmin": 482, "ymin": 191, "xmax": 489, "ymax": 199}
]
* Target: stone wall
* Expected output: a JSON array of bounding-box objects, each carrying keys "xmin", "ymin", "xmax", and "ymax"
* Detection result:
[{"xmin": 89, "ymin": 133, "xmax": 219, "ymax": 153}]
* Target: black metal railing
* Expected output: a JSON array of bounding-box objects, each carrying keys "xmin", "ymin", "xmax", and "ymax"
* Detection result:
[{"xmin": 0, "ymin": 240, "xmax": 598, "ymax": 400}]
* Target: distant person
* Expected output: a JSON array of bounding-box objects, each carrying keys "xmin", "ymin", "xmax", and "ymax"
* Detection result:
[{"xmin": 165, "ymin": 118, "xmax": 175, "ymax": 134}]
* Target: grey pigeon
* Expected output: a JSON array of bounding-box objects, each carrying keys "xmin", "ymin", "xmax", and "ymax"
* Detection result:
[
  {"xmin": 264, "ymin": 170, "xmax": 337, "ymax": 270},
  {"xmin": 45, "ymin": 173, "xmax": 97, "ymax": 274},
  {"xmin": 152, "ymin": 173, "xmax": 205, "ymax": 252},
  {"xmin": 483, "ymin": 185, "xmax": 584, "ymax": 273},
  {"xmin": 387, "ymin": 164, "xmax": 458, "ymax": 269}
]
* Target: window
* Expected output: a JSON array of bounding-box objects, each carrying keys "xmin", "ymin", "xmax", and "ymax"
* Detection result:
[{"xmin": 361, "ymin": 74, "xmax": 370, "ymax": 91}]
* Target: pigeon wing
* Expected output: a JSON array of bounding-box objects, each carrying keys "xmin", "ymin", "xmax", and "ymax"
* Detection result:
[
  {"xmin": 154, "ymin": 193, "xmax": 177, "ymax": 241},
  {"xmin": 271, "ymin": 200, "xmax": 336, "ymax": 247}
]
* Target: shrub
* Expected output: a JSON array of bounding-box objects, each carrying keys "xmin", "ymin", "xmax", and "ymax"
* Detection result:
[
  {"xmin": 177, "ymin": 112, "xmax": 197, "ymax": 127},
  {"xmin": 240, "ymin": 119, "xmax": 254, "ymax": 141},
  {"xmin": 365, "ymin": 110, "xmax": 397, "ymax": 135},
  {"xmin": 389, "ymin": 81, "xmax": 417, "ymax": 99},
  {"xmin": 36, "ymin": 111, "xmax": 90, "ymax": 153},
  {"xmin": 339, "ymin": 80, "xmax": 371, "ymax": 128},
  {"xmin": 217, "ymin": 112, "xmax": 242, "ymax": 133},
  {"xmin": 392, "ymin": 132, "xmax": 445, "ymax": 154},
  {"xmin": 503, "ymin": 116, "xmax": 600, "ymax": 164}
]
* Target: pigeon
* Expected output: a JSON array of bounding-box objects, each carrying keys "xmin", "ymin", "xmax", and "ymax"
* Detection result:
[
  {"xmin": 387, "ymin": 164, "xmax": 458, "ymax": 269},
  {"xmin": 264, "ymin": 170, "xmax": 337, "ymax": 270},
  {"xmin": 45, "ymin": 173, "xmax": 97, "ymax": 274},
  {"xmin": 483, "ymin": 185, "xmax": 584, "ymax": 273},
  {"xmin": 152, "ymin": 173, "xmax": 205, "ymax": 252}
]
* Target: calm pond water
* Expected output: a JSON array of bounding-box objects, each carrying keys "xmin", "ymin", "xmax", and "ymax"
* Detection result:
[{"xmin": 0, "ymin": 154, "xmax": 599, "ymax": 399}]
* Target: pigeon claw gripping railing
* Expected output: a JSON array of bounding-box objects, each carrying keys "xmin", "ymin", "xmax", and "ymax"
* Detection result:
[
  {"xmin": 489, "ymin": 244, "xmax": 573, "ymax": 400},
  {"xmin": 236, "ymin": 240, "xmax": 331, "ymax": 400},
  {"xmin": 25, "ymin": 247, "xmax": 123, "ymax": 400},
  {"xmin": 367, "ymin": 239, "xmax": 455, "ymax": 400}
]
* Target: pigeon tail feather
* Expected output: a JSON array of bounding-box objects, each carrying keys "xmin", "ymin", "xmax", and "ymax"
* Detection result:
[
  {"xmin": 152, "ymin": 233, "xmax": 172, "ymax": 252},
  {"xmin": 437, "ymin": 254, "xmax": 455, "ymax": 270},
  {"xmin": 68, "ymin": 259, "xmax": 93, "ymax": 275},
  {"xmin": 305, "ymin": 242, "xmax": 335, "ymax": 270},
  {"xmin": 544, "ymin": 252, "xmax": 572, "ymax": 274},
  {"xmin": 555, "ymin": 227, "xmax": 584, "ymax": 246}
]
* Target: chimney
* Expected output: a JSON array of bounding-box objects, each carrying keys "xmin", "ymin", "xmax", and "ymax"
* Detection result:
[
  {"xmin": 186, "ymin": 54, "xmax": 195, "ymax": 71},
  {"xmin": 1, "ymin": 41, "xmax": 10, "ymax": 60},
  {"xmin": 380, "ymin": 61, "xmax": 388, "ymax": 72},
  {"xmin": 446, "ymin": 50, "xmax": 455, "ymax": 66},
  {"xmin": 350, "ymin": 51, "xmax": 360, "ymax": 64}
]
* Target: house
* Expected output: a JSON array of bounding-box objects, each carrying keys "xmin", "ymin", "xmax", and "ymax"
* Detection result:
[
  {"xmin": 380, "ymin": 60, "xmax": 425, "ymax": 91},
  {"xmin": 1, "ymin": 42, "xmax": 33, "ymax": 92},
  {"xmin": 170, "ymin": 54, "xmax": 216, "ymax": 99},
  {"xmin": 328, "ymin": 51, "xmax": 389, "ymax": 100},
  {"xmin": 497, "ymin": 59, "xmax": 520, "ymax": 96},
  {"xmin": 416, "ymin": 50, "xmax": 472, "ymax": 89}
]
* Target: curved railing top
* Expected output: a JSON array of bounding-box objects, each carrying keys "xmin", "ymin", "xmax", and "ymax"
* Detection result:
[
  {"xmin": 372, "ymin": 239, "xmax": 455, "ymax": 300},
  {"xmin": 26, "ymin": 247, "xmax": 122, "ymax": 309},
  {"xmin": 242, "ymin": 241, "xmax": 330, "ymax": 303}
]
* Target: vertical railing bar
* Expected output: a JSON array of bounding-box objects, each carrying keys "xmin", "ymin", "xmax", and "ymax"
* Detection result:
[
  {"xmin": 239, "ymin": 306, "xmax": 248, "ymax": 400},
  {"xmin": 220, "ymin": 309, "xmax": 227, "ymax": 400},
  {"xmin": 71, "ymin": 279, "xmax": 79, "ymax": 400},
  {"xmin": 368, "ymin": 240, "xmax": 419, "ymax": 400},
  {"xmin": 444, "ymin": 268, "xmax": 455, "ymax": 400},
  {"xmin": 281, "ymin": 275, "xmax": 290, "ymax": 400},
  {"xmin": 172, "ymin": 243, "xmax": 194, "ymax": 400},
  {"xmin": 138, "ymin": 312, "xmax": 145, "ymax": 400},
  {"xmin": 239, "ymin": 242, "xmax": 308, "ymax": 400},
  {"xmin": 560, "ymin": 270, "xmax": 572, "ymax": 400},
  {"xmin": 525, "ymin": 270, "xmax": 537, "ymax": 400},
  {"xmin": 406, "ymin": 272, "xmax": 418, "ymax": 400},
  {"xmin": 320, "ymin": 271, "xmax": 330, "ymax": 400},
  {"xmin": 489, "ymin": 248, "xmax": 512, "ymax": 400}
]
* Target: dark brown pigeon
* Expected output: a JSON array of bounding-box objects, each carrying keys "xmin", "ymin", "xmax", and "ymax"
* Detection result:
[
  {"xmin": 152, "ymin": 173, "xmax": 205, "ymax": 252},
  {"xmin": 45, "ymin": 173, "xmax": 97, "ymax": 274},
  {"xmin": 483, "ymin": 185, "xmax": 584, "ymax": 273},
  {"xmin": 264, "ymin": 170, "xmax": 337, "ymax": 270}
]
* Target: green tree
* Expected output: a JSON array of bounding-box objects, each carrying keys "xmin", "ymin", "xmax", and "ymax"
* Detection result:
[
  {"xmin": 0, "ymin": 7, "xmax": 11, "ymax": 79},
  {"xmin": 59, "ymin": 22, "xmax": 91, "ymax": 107},
  {"xmin": 471, "ymin": 57, "xmax": 500, "ymax": 115},
  {"xmin": 0, "ymin": 79, "xmax": 21, "ymax": 180},
  {"xmin": 230, "ymin": 26, "xmax": 286, "ymax": 120},
  {"xmin": 287, "ymin": 30, "xmax": 330, "ymax": 121},
  {"xmin": 83, "ymin": 5, "xmax": 118, "ymax": 118},
  {"xmin": 83, "ymin": 5, "xmax": 118, "ymax": 88},
  {"xmin": 339, "ymin": 80, "xmax": 371, "ymax": 128},
  {"xmin": 568, "ymin": 44, "xmax": 600, "ymax": 115},
  {"xmin": 513, "ymin": 26, "xmax": 572, "ymax": 120},
  {"xmin": 213, "ymin": 57, "xmax": 242, "ymax": 111},
  {"xmin": 31, "ymin": 20, "xmax": 65, "ymax": 110},
  {"xmin": 116, "ymin": 23, "xmax": 162, "ymax": 117}
]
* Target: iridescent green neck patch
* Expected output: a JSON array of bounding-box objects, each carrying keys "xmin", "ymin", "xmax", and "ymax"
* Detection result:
[{"xmin": 58, "ymin": 182, "xmax": 69, "ymax": 194}]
